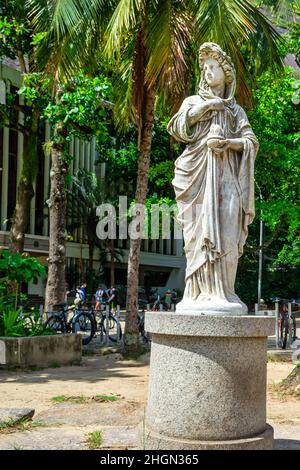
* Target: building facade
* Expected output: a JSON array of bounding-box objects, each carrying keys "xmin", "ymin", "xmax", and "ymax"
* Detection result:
[{"xmin": 0, "ymin": 61, "xmax": 185, "ymax": 301}]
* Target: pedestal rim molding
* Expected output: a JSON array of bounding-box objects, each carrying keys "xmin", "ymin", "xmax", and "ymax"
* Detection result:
[
  {"xmin": 145, "ymin": 312, "xmax": 275, "ymax": 337},
  {"xmin": 143, "ymin": 424, "xmax": 274, "ymax": 450}
]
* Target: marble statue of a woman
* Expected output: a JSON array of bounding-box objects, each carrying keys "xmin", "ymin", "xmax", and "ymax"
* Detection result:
[{"xmin": 167, "ymin": 43, "xmax": 258, "ymax": 315}]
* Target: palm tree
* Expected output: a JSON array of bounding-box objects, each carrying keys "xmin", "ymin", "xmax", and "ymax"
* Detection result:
[
  {"xmin": 27, "ymin": 0, "xmax": 113, "ymax": 309},
  {"xmin": 104, "ymin": 0, "xmax": 284, "ymax": 354},
  {"xmin": 67, "ymin": 168, "xmax": 123, "ymax": 290},
  {"xmin": 31, "ymin": 0, "xmax": 283, "ymax": 352}
]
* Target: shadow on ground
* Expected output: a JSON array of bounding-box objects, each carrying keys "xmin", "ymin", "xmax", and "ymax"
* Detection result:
[
  {"xmin": 274, "ymin": 439, "xmax": 300, "ymax": 450},
  {"xmin": 0, "ymin": 353, "xmax": 150, "ymax": 385}
]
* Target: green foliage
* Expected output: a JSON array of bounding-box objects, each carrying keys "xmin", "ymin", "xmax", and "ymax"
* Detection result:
[
  {"xmin": 0, "ymin": 249, "xmax": 46, "ymax": 309},
  {"xmin": 0, "ymin": 306, "xmax": 54, "ymax": 338},
  {"xmin": 148, "ymin": 118, "xmax": 182, "ymax": 197},
  {"xmin": 276, "ymin": 236, "xmax": 300, "ymax": 265},
  {"xmin": 43, "ymin": 73, "xmax": 112, "ymax": 143},
  {"xmin": 94, "ymin": 394, "xmax": 119, "ymax": 402},
  {"xmin": 288, "ymin": 23, "xmax": 300, "ymax": 65},
  {"xmin": 0, "ymin": 2, "xmax": 32, "ymax": 61},
  {"xmin": 148, "ymin": 160, "xmax": 174, "ymax": 189},
  {"xmin": 0, "ymin": 249, "xmax": 46, "ymax": 286},
  {"xmin": 0, "ymin": 418, "xmax": 45, "ymax": 432},
  {"xmin": 255, "ymin": 2, "xmax": 300, "ymax": 66},
  {"xmin": 18, "ymin": 73, "xmax": 51, "ymax": 110},
  {"xmin": 248, "ymin": 67, "xmax": 300, "ymax": 265},
  {"xmin": 99, "ymin": 118, "xmax": 181, "ymax": 200},
  {"xmin": 232, "ymin": 66, "xmax": 300, "ymax": 303},
  {"xmin": 66, "ymin": 168, "xmax": 124, "ymax": 292},
  {"xmin": 86, "ymin": 430, "xmax": 103, "ymax": 449},
  {"xmin": 0, "ymin": 1, "xmax": 49, "ymax": 64},
  {"xmin": 99, "ymin": 140, "xmax": 139, "ymax": 189},
  {"xmin": 8, "ymin": 71, "xmax": 112, "ymax": 144},
  {"xmin": 1, "ymin": 308, "xmax": 26, "ymax": 337}
]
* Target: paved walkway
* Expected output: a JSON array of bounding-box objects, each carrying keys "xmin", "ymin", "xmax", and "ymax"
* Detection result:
[
  {"xmin": 0, "ymin": 353, "xmax": 299, "ymax": 450},
  {"xmin": 0, "ymin": 422, "xmax": 299, "ymax": 450}
]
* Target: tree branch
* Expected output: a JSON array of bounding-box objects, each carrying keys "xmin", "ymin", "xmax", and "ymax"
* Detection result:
[
  {"xmin": 245, "ymin": 223, "xmax": 283, "ymax": 254},
  {"xmin": 68, "ymin": 119, "xmax": 93, "ymax": 135},
  {"xmin": 4, "ymin": 122, "xmax": 29, "ymax": 135},
  {"xmin": 16, "ymin": 50, "xmax": 28, "ymax": 74},
  {"xmin": 11, "ymin": 103, "xmax": 32, "ymax": 114}
]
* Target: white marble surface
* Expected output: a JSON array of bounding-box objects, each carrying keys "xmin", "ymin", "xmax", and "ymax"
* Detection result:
[{"xmin": 167, "ymin": 43, "xmax": 259, "ymax": 315}]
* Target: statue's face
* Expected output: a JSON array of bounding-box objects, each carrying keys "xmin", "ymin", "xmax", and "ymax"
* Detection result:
[{"xmin": 203, "ymin": 58, "xmax": 225, "ymax": 87}]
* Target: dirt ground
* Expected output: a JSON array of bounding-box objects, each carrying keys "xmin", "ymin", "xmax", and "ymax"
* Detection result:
[{"xmin": 0, "ymin": 353, "xmax": 299, "ymax": 450}]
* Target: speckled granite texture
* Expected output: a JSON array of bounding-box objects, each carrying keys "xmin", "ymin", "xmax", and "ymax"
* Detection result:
[{"xmin": 144, "ymin": 313, "xmax": 274, "ymax": 450}]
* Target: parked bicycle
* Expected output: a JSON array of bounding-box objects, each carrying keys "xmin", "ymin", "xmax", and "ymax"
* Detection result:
[
  {"xmin": 93, "ymin": 303, "xmax": 122, "ymax": 343},
  {"xmin": 45, "ymin": 303, "xmax": 96, "ymax": 345}
]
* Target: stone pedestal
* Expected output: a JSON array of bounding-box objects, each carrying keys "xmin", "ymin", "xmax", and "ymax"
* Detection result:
[{"xmin": 143, "ymin": 312, "xmax": 274, "ymax": 450}]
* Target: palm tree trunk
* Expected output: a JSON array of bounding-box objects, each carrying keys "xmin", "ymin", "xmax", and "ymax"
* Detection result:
[
  {"xmin": 123, "ymin": 85, "xmax": 155, "ymax": 354},
  {"xmin": 110, "ymin": 239, "xmax": 115, "ymax": 287},
  {"xmin": 9, "ymin": 113, "xmax": 39, "ymax": 253},
  {"xmin": 45, "ymin": 124, "xmax": 68, "ymax": 309},
  {"xmin": 88, "ymin": 243, "xmax": 94, "ymax": 274},
  {"xmin": 88, "ymin": 239, "xmax": 94, "ymax": 291}
]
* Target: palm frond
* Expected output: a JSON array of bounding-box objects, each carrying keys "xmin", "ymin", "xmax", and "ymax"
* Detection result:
[
  {"xmin": 104, "ymin": 0, "xmax": 145, "ymax": 57},
  {"xmin": 271, "ymin": 0, "xmax": 300, "ymax": 19},
  {"xmin": 28, "ymin": 0, "xmax": 114, "ymax": 80},
  {"xmin": 145, "ymin": 0, "xmax": 194, "ymax": 111},
  {"xmin": 27, "ymin": 0, "xmax": 109, "ymax": 38},
  {"xmin": 111, "ymin": 32, "xmax": 139, "ymax": 128},
  {"xmin": 193, "ymin": 0, "xmax": 284, "ymax": 105}
]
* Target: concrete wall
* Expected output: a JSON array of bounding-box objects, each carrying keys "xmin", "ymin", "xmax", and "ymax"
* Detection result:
[{"xmin": 0, "ymin": 334, "xmax": 82, "ymax": 368}]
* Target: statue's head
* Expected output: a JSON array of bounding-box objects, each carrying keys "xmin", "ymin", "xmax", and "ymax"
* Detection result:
[{"xmin": 198, "ymin": 43, "xmax": 236, "ymax": 98}]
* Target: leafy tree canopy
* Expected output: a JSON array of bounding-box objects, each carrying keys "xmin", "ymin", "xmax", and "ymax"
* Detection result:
[
  {"xmin": 249, "ymin": 66, "xmax": 300, "ymax": 265},
  {"xmin": 42, "ymin": 73, "xmax": 112, "ymax": 143}
]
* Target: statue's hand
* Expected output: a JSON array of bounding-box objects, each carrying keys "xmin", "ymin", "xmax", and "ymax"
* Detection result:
[
  {"xmin": 207, "ymin": 138, "xmax": 227, "ymax": 150},
  {"xmin": 211, "ymin": 138, "xmax": 244, "ymax": 153},
  {"xmin": 206, "ymin": 98, "xmax": 225, "ymax": 111},
  {"xmin": 188, "ymin": 98, "xmax": 224, "ymax": 126}
]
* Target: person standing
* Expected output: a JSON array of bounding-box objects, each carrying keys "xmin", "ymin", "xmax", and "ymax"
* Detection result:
[
  {"xmin": 152, "ymin": 291, "xmax": 161, "ymax": 311},
  {"xmin": 95, "ymin": 286, "xmax": 105, "ymax": 311},
  {"xmin": 79, "ymin": 282, "xmax": 87, "ymax": 304},
  {"xmin": 74, "ymin": 286, "xmax": 84, "ymax": 306},
  {"xmin": 165, "ymin": 289, "xmax": 172, "ymax": 311},
  {"xmin": 107, "ymin": 286, "xmax": 118, "ymax": 314},
  {"xmin": 171, "ymin": 288, "xmax": 178, "ymax": 310}
]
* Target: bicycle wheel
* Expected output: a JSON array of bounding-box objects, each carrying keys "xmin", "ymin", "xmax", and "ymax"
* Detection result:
[
  {"xmin": 45, "ymin": 315, "xmax": 65, "ymax": 334},
  {"xmin": 72, "ymin": 312, "xmax": 96, "ymax": 345},
  {"xmin": 103, "ymin": 315, "xmax": 122, "ymax": 343}
]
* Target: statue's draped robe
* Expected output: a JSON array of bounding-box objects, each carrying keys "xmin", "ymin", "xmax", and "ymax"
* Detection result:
[{"xmin": 167, "ymin": 92, "xmax": 258, "ymax": 302}]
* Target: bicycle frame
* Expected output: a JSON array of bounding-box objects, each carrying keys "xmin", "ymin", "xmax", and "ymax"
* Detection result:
[{"xmin": 46, "ymin": 304, "xmax": 97, "ymax": 345}]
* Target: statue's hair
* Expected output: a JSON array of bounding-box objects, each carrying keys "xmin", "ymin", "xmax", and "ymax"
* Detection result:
[{"xmin": 199, "ymin": 43, "xmax": 235, "ymax": 85}]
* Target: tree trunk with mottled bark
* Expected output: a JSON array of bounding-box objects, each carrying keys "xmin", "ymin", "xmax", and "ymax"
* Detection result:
[
  {"xmin": 87, "ymin": 239, "xmax": 94, "ymax": 292},
  {"xmin": 123, "ymin": 86, "xmax": 156, "ymax": 354},
  {"xmin": 9, "ymin": 113, "xmax": 39, "ymax": 253},
  {"xmin": 45, "ymin": 123, "xmax": 68, "ymax": 310},
  {"xmin": 110, "ymin": 239, "xmax": 115, "ymax": 287}
]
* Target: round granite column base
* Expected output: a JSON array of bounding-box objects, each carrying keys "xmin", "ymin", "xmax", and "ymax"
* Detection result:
[
  {"xmin": 144, "ymin": 425, "xmax": 274, "ymax": 450},
  {"xmin": 143, "ymin": 313, "xmax": 275, "ymax": 450}
]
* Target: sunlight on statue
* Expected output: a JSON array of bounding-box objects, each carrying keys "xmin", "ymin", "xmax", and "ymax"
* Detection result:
[{"xmin": 167, "ymin": 43, "xmax": 259, "ymax": 315}]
